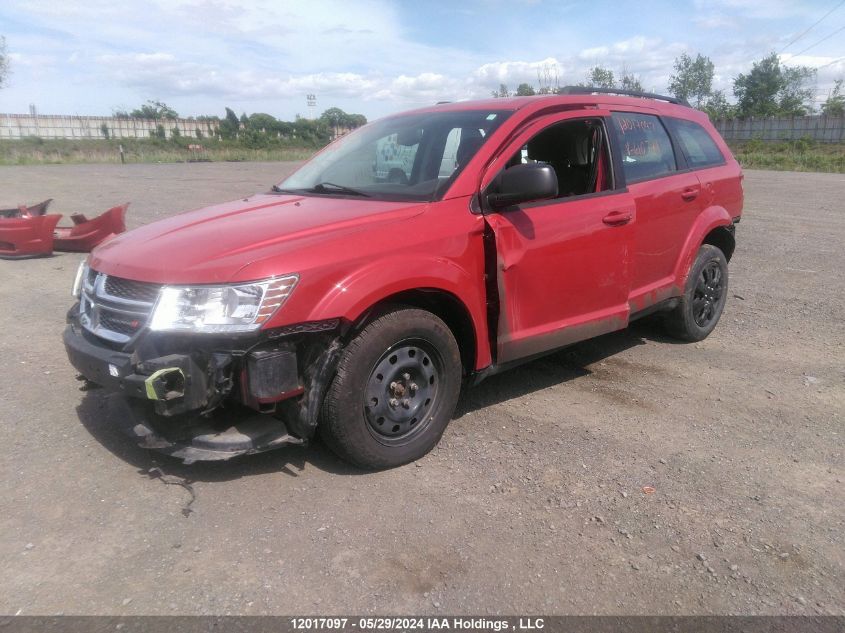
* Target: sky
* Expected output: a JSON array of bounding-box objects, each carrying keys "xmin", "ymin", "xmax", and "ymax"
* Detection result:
[{"xmin": 1, "ymin": 0, "xmax": 843, "ymax": 121}]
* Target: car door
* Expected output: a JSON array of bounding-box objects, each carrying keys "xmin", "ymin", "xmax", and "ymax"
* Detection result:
[
  {"xmin": 481, "ymin": 110, "xmax": 636, "ymax": 364},
  {"xmin": 607, "ymin": 111, "xmax": 704, "ymax": 309}
]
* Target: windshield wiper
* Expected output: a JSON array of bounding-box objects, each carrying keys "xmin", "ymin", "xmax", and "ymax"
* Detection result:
[
  {"xmin": 270, "ymin": 184, "xmax": 301, "ymax": 194},
  {"xmin": 309, "ymin": 182, "xmax": 370, "ymax": 197}
]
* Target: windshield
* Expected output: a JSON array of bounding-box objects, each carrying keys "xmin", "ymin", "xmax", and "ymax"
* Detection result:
[{"xmin": 277, "ymin": 109, "xmax": 510, "ymax": 201}]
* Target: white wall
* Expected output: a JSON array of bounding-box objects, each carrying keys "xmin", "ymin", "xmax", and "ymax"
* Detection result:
[{"xmin": 0, "ymin": 114, "xmax": 218, "ymax": 140}]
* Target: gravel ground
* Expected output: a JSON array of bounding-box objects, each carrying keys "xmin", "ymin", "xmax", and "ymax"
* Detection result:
[{"xmin": 0, "ymin": 163, "xmax": 842, "ymax": 615}]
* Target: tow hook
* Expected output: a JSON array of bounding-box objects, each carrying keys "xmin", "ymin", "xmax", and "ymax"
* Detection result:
[{"xmin": 144, "ymin": 367, "xmax": 185, "ymax": 401}]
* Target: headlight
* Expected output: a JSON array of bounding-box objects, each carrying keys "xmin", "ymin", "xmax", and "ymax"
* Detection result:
[
  {"xmin": 148, "ymin": 275, "xmax": 298, "ymax": 333},
  {"xmin": 72, "ymin": 260, "xmax": 89, "ymax": 298}
]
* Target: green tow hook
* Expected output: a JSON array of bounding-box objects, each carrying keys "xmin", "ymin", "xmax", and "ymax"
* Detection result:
[{"xmin": 144, "ymin": 367, "xmax": 185, "ymax": 400}]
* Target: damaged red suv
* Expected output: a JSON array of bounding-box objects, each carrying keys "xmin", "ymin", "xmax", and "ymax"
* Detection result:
[{"xmin": 64, "ymin": 89, "xmax": 743, "ymax": 469}]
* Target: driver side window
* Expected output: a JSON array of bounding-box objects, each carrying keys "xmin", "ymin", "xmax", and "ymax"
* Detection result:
[{"xmin": 501, "ymin": 118, "xmax": 613, "ymax": 199}]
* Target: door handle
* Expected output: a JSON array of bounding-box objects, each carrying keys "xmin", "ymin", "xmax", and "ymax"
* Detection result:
[
  {"xmin": 681, "ymin": 187, "xmax": 699, "ymax": 202},
  {"xmin": 602, "ymin": 211, "xmax": 632, "ymax": 226}
]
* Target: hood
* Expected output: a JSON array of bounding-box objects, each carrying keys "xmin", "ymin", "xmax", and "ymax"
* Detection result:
[{"xmin": 89, "ymin": 194, "xmax": 426, "ymax": 284}]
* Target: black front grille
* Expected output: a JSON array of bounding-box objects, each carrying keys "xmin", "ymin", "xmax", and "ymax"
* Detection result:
[
  {"xmin": 98, "ymin": 310, "xmax": 142, "ymax": 336},
  {"xmin": 104, "ymin": 276, "xmax": 162, "ymax": 303}
]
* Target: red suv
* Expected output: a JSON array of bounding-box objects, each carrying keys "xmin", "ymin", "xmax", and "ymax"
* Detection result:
[{"xmin": 64, "ymin": 89, "xmax": 743, "ymax": 469}]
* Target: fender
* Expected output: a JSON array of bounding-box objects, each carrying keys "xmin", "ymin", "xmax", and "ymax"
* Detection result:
[
  {"xmin": 304, "ymin": 255, "xmax": 492, "ymax": 369},
  {"xmin": 672, "ymin": 204, "xmax": 733, "ymax": 289}
]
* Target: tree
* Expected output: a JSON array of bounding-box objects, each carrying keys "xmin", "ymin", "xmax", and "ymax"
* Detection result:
[
  {"xmin": 584, "ymin": 66, "xmax": 615, "ymax": 89},
  {"xmin": 668, "ymin": 53, "xmax": 715, "ymax": 108},
  {"xmin": 778, "ymin": 65, "xmax": 816, "ymax": 116},
  {"xmin": 701, "ymin": 90, "xmax": 736, "ymax": 120},
  {"xmin": 347, "ymin": 113, "xmax": 367, "ymax": 128},
  {"xmin": 619, "ymin": 73, "xmax": 643, "ymax": 92},
  {"xmin": 0, "ymin": 36, "xmax": 9, "ymax": 89},
  {"xmin": 821, "ymin": 79, "xmax": 845, "ymax": 116},
  {"xmin": 490, "ymin": 83, "xmax": 510, "ymax": 98},
  {"xmin": 733, "ymin": 54, "xmax": 781, "ymax": 117},
  {"xmin": 248, "ymin": 112, "xmax": 280, "ymax": 133},
  {"xmin": 131, "ymin": 100, "xmax": 178, "ymax": 120},
  {"xmin": 319, "ymin": 108, "xmax": 366, "ymax": 134},
  {"xmin": 294, "ymin": 117, "xmax": 331, "ymax": 145},
  {"xmin": 320, "ymin": 107, "xmax": 348, "ymax": 130},
  {"xmin": 219, "ymin": 107, "xmax": 240, "ymax": 139},
  {"xmin": 516, "ymin": 83, "xmax": 536, "ymax": 96},
  {"xmin": 733, "ymin": 53, "xmax": 816, "ymax": 117}
]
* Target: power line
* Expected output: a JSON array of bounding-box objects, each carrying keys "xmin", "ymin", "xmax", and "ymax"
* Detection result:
[
  {"xmin": 816, "ymin": 55, "xmax": 845, "ymax": 69},
  {"xmin": 790, "ymin": 24, "xmax": 845, "ymax": 57},
  {"xmin": 779, "ymin": 0, "xmax": 845, "ymax": 53}
]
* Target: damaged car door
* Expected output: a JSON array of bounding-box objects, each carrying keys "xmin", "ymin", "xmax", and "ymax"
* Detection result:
[{"xmin": 481, "ymin": 110, "xmax": 635, "ymax": 364}]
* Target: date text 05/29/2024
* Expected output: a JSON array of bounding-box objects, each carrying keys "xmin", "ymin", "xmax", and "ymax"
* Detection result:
[{"xmin": 290, "ymin": 617, "xmax": 545, "ymax": 631}]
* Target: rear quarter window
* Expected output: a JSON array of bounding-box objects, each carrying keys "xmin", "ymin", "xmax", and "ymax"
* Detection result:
[
  {"xmin": 666, "ymin": 118, "xmax": 725, "ymax": 168},
  {"xmin": 610, "ymin": 112, "xmax": 676, "ymax": 183}
]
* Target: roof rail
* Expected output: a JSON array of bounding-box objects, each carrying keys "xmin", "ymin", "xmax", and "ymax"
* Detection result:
[{"xmin": 558, "ymin": 86, "xmax": 690, "ymax": 107}]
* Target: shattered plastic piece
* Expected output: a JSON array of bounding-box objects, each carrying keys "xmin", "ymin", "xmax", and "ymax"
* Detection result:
[
  {"xmin": 0, "ymin": 199, "xmax": 53, "ymax": 219},
  {"xmin": 642, "ymin": 486, "xmax": 656, "ymax": 495}
]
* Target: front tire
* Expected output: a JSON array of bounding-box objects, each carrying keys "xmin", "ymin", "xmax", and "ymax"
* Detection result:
[
  {"xmin": 664, "ymin": 244, "xmax": 729, "ymax": 342},
  {"xmin": 320, "ymin": 307, "xmax": 462, "ymax": 469}
]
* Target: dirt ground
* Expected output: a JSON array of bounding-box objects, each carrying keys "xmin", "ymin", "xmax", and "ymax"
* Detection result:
[{"xmin": 0, "ymin": 163, "xmax": 842, "ymax": 616}]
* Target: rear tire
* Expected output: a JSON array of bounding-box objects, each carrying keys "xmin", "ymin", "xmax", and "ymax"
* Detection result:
[
  {"xmin": 664, "ymin": 244, "xmax": 729, "ymax": 342},
  {"xmin": 320, "ymin": 307, "xmax": 462, "ymax": 470}
]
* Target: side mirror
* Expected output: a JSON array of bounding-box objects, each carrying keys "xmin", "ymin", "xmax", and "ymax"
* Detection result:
[{"xmin": 486, "ymin": 163, "xmax": 558, "ymax": 209}]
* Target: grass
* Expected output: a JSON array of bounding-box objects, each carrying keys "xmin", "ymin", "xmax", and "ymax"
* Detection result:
[
  {"xmin": 729, "ymin": 139, "xmax": 845, "ymax": 173},
  {"xmin": 0, "ymin": 137, "xmax": 318, "ymax": 166}
]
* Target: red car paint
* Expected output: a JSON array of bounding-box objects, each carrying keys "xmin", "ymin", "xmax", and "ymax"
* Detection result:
[
  {"xmin": 54, "ymin": 203, "xmax": 128, "ymax": 253},
  {"xmin": 0, "ymin": 214, "xmax": 62, "ymax": 259},
  {"xmin": 88, "ymin": 94, "xmax": 742, "ymax": 372},
  {"xmin": 0, "ymin": 202, "xmax": 128, "ymax": 258}
]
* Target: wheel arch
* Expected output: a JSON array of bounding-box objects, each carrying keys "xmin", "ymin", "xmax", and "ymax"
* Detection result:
[
  {"xmin": 348, "ymin": 288, "xmax": 478, "ymax": 376},
  {"xmin": 701, "ymin": 224, "xmax": 736, "ymax": 261},
  {"xmin": 673, "ymin": 205, "xmax": 734, "ymax": 288}
]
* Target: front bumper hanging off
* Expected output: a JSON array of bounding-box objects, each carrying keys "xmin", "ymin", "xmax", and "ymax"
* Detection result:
[
  {"xmin": 63, "ymin": 311, "xmax": 342, "ymax": 463},
  {"xmin": 107, "ymin": 395, "xmax": 305, "ymax": 464}
]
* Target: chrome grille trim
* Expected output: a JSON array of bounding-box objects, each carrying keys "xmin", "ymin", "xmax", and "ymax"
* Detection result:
[{"xmin": 80, "ymin": 270, "xmax": 162, "ymax": 344}]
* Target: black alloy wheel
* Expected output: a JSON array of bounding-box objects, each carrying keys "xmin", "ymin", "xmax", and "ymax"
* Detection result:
[
  {"xmin": 692, "ymin": 260, "xmax": 725, "ymax": 328},
  {"xmin": 665, "ymin": 244, "xmax": 729, "ymax": 342}
]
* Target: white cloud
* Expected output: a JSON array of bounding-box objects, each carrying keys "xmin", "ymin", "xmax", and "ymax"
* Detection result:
[{"xmin": 2, "ymin": 0, "xmax": 843, "ymax": 117}]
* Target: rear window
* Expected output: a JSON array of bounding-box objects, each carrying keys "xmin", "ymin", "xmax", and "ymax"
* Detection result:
[
  {"xmin": 666, "ymin": 118, "xmax": 725, "ymax": 168},
  {"xmin": 611, "ymin": 112, "xmax": 676, "ymax": 183}
]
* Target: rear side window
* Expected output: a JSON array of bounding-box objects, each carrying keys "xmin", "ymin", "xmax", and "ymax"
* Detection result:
[
  {"xmin": 666, "ymin": 118, "xmax": 725, "ymax": 168},
  {"xmin": 611, "ymin": 112, "xmax": 676, "ymax": 183}
]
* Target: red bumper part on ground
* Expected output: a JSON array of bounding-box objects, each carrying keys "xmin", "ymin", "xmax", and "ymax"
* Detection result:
[
  {"xmin": 54, "ymin": 203, "xmax": 128, "ymax": 253},
  {"xmin": 0, "ymin": 198, "xmax": 53, "ymax": 219},
  {"xmin": 0, "ymin": 202, "xmax": 129, "ymax": 259},
  {"xmin": 0, "ymin": 214, "xmax": 63, "ymax": 259}
]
